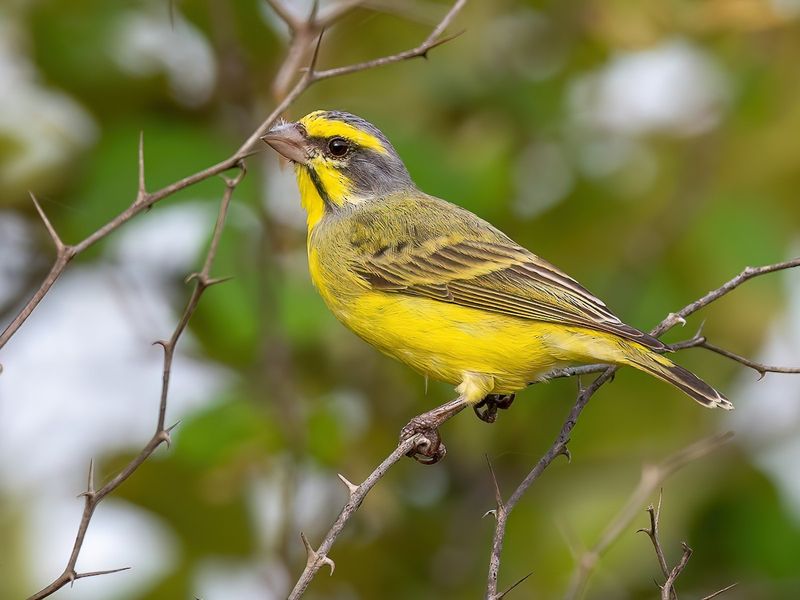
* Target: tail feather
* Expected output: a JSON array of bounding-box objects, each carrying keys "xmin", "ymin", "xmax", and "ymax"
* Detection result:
[{"xmin": 631, "ymin": 355, "xmax": 733, "ymax": 410}]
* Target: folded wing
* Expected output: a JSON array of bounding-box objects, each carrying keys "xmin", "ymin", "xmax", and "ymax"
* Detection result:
[{"xmin": 353, "ymin": 237, "xmax": 667, "ymax": 352}]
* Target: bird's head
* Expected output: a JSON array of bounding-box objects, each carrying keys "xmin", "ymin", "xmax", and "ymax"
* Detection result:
[{"xmin": 262, "ymin": 111, "xmax": 413, "ymax": 226}]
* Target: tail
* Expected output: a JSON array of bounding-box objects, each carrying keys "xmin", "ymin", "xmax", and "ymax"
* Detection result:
[{"xmin": 626, "ymin": 350, "xmax": 733, "ymax": 410}]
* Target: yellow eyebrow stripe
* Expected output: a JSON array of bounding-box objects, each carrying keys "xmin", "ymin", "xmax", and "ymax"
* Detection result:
[{"xmin": 299, "ymin": 112, "xmax": 388, "ymax": 155}]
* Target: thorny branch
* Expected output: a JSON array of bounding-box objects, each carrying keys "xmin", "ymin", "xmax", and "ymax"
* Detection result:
[
  {"xmin": 18, "ymin": 0, "xmax": 467, "ymax": 597},
  {"xmin": 26, "ymin": 166, "xmax": 245, "ymax": 600},
  {"xmin": 484, "ymin": 257, "xmax": 799, "ymax": 599},
  {"xmin": 639, "ymin": 493, "xmax": 737, "ymax": 600}
]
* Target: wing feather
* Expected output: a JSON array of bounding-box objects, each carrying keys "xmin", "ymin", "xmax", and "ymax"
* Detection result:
[{"xmin": 353, "ymin": 237, "xmax": 667, "ymax": 351}]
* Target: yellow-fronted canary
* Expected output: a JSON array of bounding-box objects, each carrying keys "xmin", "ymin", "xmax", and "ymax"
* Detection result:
[{"xmin": 262, "ymin": 110, "xmax": 731, "ymax": 455}]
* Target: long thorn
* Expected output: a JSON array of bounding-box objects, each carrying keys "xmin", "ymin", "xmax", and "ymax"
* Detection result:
[
  {"xmin": 308, "ymin": 29, "xmax": 325, "ymax": 76},
  {"xmin": 75, "ymin": 566, "xmax": 131, "ymax": 580},
  {"xmin": 29, "ymin": 192, "xmax": 65, "ymax": 252},
  {"xmin": 495, "ymin": 571, "xmax": 533, "ymax": 599},
  {"xmin": 137, "ymin": 131, "xmax": 147, "ymax": 202},
  {"xmin": 337, "ymin": 473, "xmax": 359, "ymax": 496},
  {"xmin": 485, "ymin": 455, "xmax": 503, "ymax": 509}
]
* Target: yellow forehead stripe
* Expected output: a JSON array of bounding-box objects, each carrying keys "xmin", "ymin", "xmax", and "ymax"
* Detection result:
[{"xmin": 299, "ymin": 111, "xmax": 388, "ymax": 155}]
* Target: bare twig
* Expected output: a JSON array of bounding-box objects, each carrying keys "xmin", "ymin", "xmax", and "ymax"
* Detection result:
[
  {"xmin": 266, "ymin": 0, "xmax": 326, "ymax": 100},
  {"xmin": 287, "ymin": 435, "xmax": 423, "ymax": 599},
  {"xmin": 701, "ymin": 582, "xmax": 739, "ymax": 599},
  {"xmin": 25, "ymin": 167, "xmax": 245, "ymax": 600},
  {"xmin": 310, "ymin": 7, "xmax": 465, "ymax": 81},
  {"xmin": 640, "ymin": 496, "xmax": 736, "ymax": 600},
  {"xmin": 495, "ymin": 572, "xmax": 533, "ymax": 600},
  {"xmin": 484, "ymin": 257, "xmax": 800, "ymax": 598},
  {"xmin": 669, "ymin": 330, "xmax": 800, "ymax": 378},
  {"xmin": 564, "ymin": 432, "xmax": 733, "ymax": 600},
  {"xmin": 662, "ymin": 543, "xmax": 693, "ymax": 600},
  {"xmin": 0, "ymin": 0, "xmax": 465, "ymax": 354},
  {"xmin": 641, "ymin": 493, "xmax": 673, "ymax": 588}
]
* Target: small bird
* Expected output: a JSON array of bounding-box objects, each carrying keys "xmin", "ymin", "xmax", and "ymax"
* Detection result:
[{"xmin": 263, "ymin": 111, "xmax": 731, "ymax": 458}]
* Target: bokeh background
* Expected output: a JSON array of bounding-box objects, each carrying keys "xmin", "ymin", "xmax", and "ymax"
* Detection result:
[{"xmin": 2, "ymin": 0, "xmax": 800, "ymax": 598}]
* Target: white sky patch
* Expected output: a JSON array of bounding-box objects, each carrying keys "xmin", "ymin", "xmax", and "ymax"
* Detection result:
[
  {"xmin": 569, "ymin": 39, "xmax": 730, "ymax": 137},
  {"xmin": 111, "ymin": 7, "xmax": 216, "ymax": 107},
  {"xmin": 194, "ymin": 557, "xmax": 287, "ymax": 600}
]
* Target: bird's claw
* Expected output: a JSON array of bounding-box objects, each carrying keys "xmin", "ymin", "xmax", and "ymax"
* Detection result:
[
  {"xmin": 473, "ymin": 394, "xmax": 515, "ymax": 424},
  {"xmin": 400, "ymin": 417, "xmax": 447, "ymax": 465}
]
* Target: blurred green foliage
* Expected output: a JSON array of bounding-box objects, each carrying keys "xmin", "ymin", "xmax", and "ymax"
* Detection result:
[{"xmin": 2, "ymin": 0, "xmax": 800, "ymax": 599}]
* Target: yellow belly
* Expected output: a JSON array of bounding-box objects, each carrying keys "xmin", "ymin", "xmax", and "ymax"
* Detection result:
[
  {"xmin": 337, "ymin": 290, "xmax": 570, "ymax": 394},
  {"xmin": 307, "ymin": 247, "xmax": 636, "ymax": 403}
]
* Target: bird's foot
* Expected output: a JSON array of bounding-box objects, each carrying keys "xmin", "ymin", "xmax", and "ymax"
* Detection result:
[
  {"xmin": 400, "ymin": 416, "xmax": 446, "ymax": 465},
  {"xmin": 399, "ymin": 397, "xmax": 467, "ymax": 465},
  {"xmin": 473, "ymin": 393, "xmax": 515, "ymax": 424}
]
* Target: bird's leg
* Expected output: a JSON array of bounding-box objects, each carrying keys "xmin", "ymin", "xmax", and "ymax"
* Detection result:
[
  {"xmin": 400, "ymin": 396, "xmax": 467, "ymax": 465},
  {"xmin": 473, "ymin": 393, "xmax": 516, "ymax": 424}
]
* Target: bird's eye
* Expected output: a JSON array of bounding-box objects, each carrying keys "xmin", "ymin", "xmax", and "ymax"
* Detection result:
[{"xmin": 327, "ymin": 137, "xmax": 349, "ymax": 157}]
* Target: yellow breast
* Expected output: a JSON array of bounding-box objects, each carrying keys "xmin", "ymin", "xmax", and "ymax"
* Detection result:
[{"xmin": 308, "ymin": 246, "xmax": 562, "ymax": 393}]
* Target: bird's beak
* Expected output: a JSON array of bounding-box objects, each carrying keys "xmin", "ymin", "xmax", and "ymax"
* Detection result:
[{"xmin": 261, "ymin": 122, "xmax": 309, "ymax": 165}]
